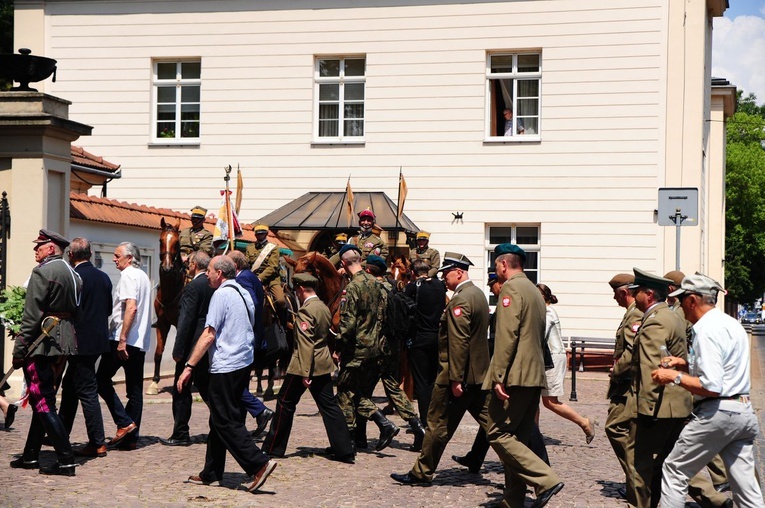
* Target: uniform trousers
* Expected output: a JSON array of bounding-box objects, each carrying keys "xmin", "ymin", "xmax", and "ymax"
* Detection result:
[
  {"xmin": 605, "ymin": 395, "xmax": 636, "ymax": 504},
  {"xmin": 486, "ymin": 386, "xmax": 561, "ymax": 507},
  {"xmin": 410, "ymin": 384, "xmax": 491, "ymax": 481},
  {"xmin": 262, "ymin": 373, "xmax": 353, "ymax": 458},
  {"xmin": 367, "ymin": 346, "xmax": 417, "ymax": 421},
  {"xmin": 97, "ymin": 342, "xmax": 145, "ymax": 444},
  {"xmin": 661, "ymin": 399, "xmax": 763, "ymax": 508},
  {"xmin": 631, "ymin": 414, "xmax": 686, "ymax": 508},
  {"xmin": 169, "ymin": 354, "xmax": 210, "ymax": 440},
  {"xmin": 336, "ymin": 361, "xmax": 380, "ymax": 430},
  {"xmin": 407, "ymin": 342, "xmax": 438, "ymax": 424},
  {"xmin": 199, "ymin": 365, "xmax": 270, "ymax": 482},
  {"xmin": 59, "ymin": 354, "xmax": 106, "ymax": 446}
]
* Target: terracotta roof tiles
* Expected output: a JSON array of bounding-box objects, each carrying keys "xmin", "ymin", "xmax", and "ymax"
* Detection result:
[{"xmin": 71, "ymin": 146, "xmax": 120, "ymax": 173}]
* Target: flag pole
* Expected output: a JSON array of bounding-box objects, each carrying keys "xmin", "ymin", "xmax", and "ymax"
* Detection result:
[
  {"xmin": 394, "ymin": 167, "xmax": 403, "ymax": 254},
  {"xmin": 224, "ymin": 165, "xmax": 234, "ymax": 253}
]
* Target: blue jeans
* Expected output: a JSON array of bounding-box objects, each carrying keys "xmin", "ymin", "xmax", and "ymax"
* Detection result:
[{"xmin": 97, "ymin": 342, "xmax": 145, "ymax": 442}]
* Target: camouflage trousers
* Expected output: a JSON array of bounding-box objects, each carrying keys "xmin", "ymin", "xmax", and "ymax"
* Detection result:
[
  {"xmin": 366, "ymin": 349, "xmax": 417, "ymax": 421},
  {"xmin": 336, "ymin": 362, "xmax": 380, "ymax": 431}
]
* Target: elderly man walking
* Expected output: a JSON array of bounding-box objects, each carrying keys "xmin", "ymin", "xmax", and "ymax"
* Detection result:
[
  {"xmin": 178, "ymin": 256, "xmax": 276, "ymax": 492},
  {"xmin": 653, "ymin": 273, "xmax": 763, "ymax": 508}
]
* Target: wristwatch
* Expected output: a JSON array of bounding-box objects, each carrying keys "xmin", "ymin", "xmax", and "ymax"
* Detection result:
[
  {"xmin": 673, "ymin": 373, "xmax": 683, "ymax": 385},
  {"xmin": 185, "ymin": 362, "xmax": 195, "ymax": 370}
]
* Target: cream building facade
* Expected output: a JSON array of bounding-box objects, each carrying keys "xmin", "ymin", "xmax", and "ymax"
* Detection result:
[{"xmin": 14, "ymin": 0, "xmax": 735, "ymax": 338}]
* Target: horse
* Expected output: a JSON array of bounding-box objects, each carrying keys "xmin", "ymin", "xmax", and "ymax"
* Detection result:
[
  {"xmin": 390, "ymin": 254, "xmax": 414, "ymax": 291},
  {"xmin": 147, "ymin": 218, "xmax": 186, "ymax": 395},
  {"xmin": 293, "ymin": 251, "xmax": 347, "ymax": 335}
]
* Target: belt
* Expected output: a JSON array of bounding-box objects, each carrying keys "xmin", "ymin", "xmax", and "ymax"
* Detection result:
[
  {"xmin": 45, "ymin": 312, "xmax": 72, "ymax": 319},
  {"xmin": 695, "ymin": 394, "xmax": 750, "ymax": 407}
]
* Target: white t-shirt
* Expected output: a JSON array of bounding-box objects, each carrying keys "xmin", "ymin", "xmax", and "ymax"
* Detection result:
[{"xmin": 110, "ymin": 265, "xmax": 153, "ymax": 352}]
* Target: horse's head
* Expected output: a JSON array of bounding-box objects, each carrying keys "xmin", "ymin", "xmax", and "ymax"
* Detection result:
[
  {"xmin": 391, "ymin": 255, "xmax": 413, "ymax": 291},
  {"xmin": 159, "ymin": 217, "xmax": 182, "ymax": 273}
]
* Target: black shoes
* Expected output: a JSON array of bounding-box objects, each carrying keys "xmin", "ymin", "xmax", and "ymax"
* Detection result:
[
  {"xmin": 10, "ymin": 457, "xmax": 39, "ymax": 469},
  {"xmin": 4, "ymin": 404, "xmax": 17, "ymax": 429},
  {"xmin": 252, "ymin": 408, "xmax": 274, "ymax": 438},
  {"xmin": 408, "ymin": 418, "xmax": 425, "ymax": 452},
  {"xmin": 160, "ymin": 436, "xmax": 192, "ymax": 447},
  {"xmin": 390, "ymin": 472, "xmax": 432, "ymax": 486},
  {"xmin": 39, "ymin": 461, "xmax": 76, "ymax": 477},
  {"xmin": 370, "ymin": 410, "xmax": 399, "ymax": 451},
  {"xmin": 532, "ymin": 482, "xmax": 564, "ymax": 508},
  {"xmin": 452, "ymin": 454, "xmax": 481, "ymax": 474}
]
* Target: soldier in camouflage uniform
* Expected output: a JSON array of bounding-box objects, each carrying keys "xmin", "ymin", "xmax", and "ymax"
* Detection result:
[
  {"xmin": 409, "ymin": 231, "xmax": 440, "ymax": 278},
  {"xmin": 246, "ymin": 223, "xmax": 286, "ymax": 317},
  {"xmin": 334, "ymin": 244, "xmax": 400, "ymax": 452},
  {"xmin": 329, "ymin": 209, "xmax": 388, "ymax": 267},
  {"xmin": 179, "ymin": 206, "xmax": 214, "ymax": 263},
  {"xmin": 360, "ymin": 255, "xmax": 426, "ymax": 452}
]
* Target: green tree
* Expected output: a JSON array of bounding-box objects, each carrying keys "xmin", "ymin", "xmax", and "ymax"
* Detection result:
[{"xmin": 724, "ymin": 94, "xmax": 765, "ymax": 303}]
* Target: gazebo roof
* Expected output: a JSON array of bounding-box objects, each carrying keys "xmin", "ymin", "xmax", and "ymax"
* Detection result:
[{"xmin": 257, "ymin": 192, "xmax": 419, "ymax": 232}]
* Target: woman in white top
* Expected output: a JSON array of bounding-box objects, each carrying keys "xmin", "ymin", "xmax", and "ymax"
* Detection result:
[{"xmin": 537, "ymin": 284, "xmax": 595, "ymax": 444}]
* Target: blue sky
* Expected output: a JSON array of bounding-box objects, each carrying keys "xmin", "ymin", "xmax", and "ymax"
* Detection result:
[{"xmin": 712, "ymin": 1, "xmax": 765, "ymax": 103}]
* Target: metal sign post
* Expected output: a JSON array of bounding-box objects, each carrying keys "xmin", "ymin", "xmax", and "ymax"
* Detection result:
[{"xmin": 657, "ymin": 188, "xmax": 698, "ymax": 270}]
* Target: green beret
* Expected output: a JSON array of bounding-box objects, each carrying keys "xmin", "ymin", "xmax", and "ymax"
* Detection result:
[
  {"xmin": 338, "ymin": 243, "xmax": 362, "ymax": 257},
  {"xmin": 366, "ymin": 255, "xmax": 387, "ymax": 272},
  {"xmin": 292, "ymin": 272, "xmax": 318, "ymax": 288},
  {"xmin": 494, "ymin": 243, "xmax": 526, "ymax": 264}
]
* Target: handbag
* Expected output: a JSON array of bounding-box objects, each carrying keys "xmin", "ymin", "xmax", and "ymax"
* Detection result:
[{"xmin": 265, "ymin": 322, "xmax": 289, "ymax": 360}]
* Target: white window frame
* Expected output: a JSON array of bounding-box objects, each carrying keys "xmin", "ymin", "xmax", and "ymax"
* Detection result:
[
  {"xmin": 150, "ymin": 60, "xmax": 201, "ymax": 145},
  {"xmin": 485, "ymin": 52, "xmax": 542, "ymax": 142},
  {"xmin": 486, "ymin": 224, "xmax": 541, "ymax": 304},
  {"xmin": 313, "ymin": 56, "xmax": 366, "ymax": 145}
]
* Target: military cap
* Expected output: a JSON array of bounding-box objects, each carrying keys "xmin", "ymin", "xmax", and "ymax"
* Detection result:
[
  {"xmin": 190, "ymin": 206, "xmax": 207, "ymax": 218},
  {"xmin": 292, "ymin": 272, "xmax": 318, "ymax": 288},
  {"xmin": 487, "ymin": 271, "xmax": 498, "ymax": 286},
  {"xmin": 438, "ymin": 252, "xmax": 473, "ymax": 272},
  {"xmin": 628, "ymin": 268, "xmax": 674, "ymax": 290},
  {"xmin": 338, "ymin": 243, "xmax": 362, "ymax": 257},
  {"xmin": 33, "ymin": 229, "xmax": 70, "ymax": 249},
  {"xmin": 669, "ymin": 273, "xmax": 725, "ymax": 298},
  {"xmin": 358, "ymin": 208, "xmax": 375, "ymax": 220},
  {"xmin": 663, "ymin": 270, "xmax": 685, "ymax": 287},
  {"xmin": 253, "ymin": 223, "xmax": 269, "ymax": 233},
  {"xmin": 416, "ymin": 231, "xmax": 431, "ymax": 240},
  {"xmin": 494, "ymin": 243, "xmax": 527, "ymax": 264},
  {"xmin": 366, "ymin": 255, "xmax": 387, "ymax": 273},
  {"xmin": 335, "ymin": 233, "xmax": 348, "ymax": 242},
  {"xmin": 608, "ymin": 273, "xmax": 634, "ymax": 290}
]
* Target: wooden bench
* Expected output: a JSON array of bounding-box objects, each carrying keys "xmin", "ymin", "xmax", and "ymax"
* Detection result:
[{"xmin": 567, "ymin": 336, "xmax": 615, "ymax": 402}]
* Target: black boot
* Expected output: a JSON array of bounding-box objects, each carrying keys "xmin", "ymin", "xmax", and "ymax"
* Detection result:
[
  {"xmin": 37, "ymin": 411, "xmax": 76, "ymax": 476},
  {"xmin": 11, "ymin": 410, "xmax": 45, "ymax": 469},
  {"xmin": 408, "ymin": 417, "xmax": 425, "ymax": 452},
  {"xmin": 355, "ymin": 417, "xmax": 368, "ymax": 449},
  {"xmin": 370, "ymin": 410, "xmax": 399, "ymax": 451}
]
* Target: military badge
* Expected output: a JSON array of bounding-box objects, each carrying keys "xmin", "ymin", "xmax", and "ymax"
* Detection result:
[
  {"xmin": 364, "ymin": 242, "xmax": 374, "ymax": 248},
  {"xmin": 502, "ymin": 296, "xmax": 511, "ymax": 307},
  {"xmin": 453, "ymin": 307, "xmax": 462, "ymax": 317},
  {"xmin": 300, "ymin": 321, "xmax": 309, "ymax": 331},
  {"xmin": 631, "ymin": 322, "xmax": 640, "ymax": 333}
]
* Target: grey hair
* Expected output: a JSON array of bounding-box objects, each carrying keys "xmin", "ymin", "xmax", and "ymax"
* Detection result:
[
  {"xmin": 119, "ymin": 242, "xmax": 142, "ymax": 268},
  {"xmin": 69, "ymin": 237, "xmax": 92, "ymax": 262},
  {"xmin": 212, "ymin": 255, "xmax": 237, "ymax": 279},
  {"xmin": 496, "ymin": 252, "xmax": 523, "ymax": 269},
  {"xmin": 191, "ymin": 251, "xmax": 211, "ymax": 270},
  {"xmin": 700, "ymin": 293, "xmax": 717, "ymax": 306},
  {"xmin": 226, "ymin": 250, "xmax": 250, "ymax": 271}
]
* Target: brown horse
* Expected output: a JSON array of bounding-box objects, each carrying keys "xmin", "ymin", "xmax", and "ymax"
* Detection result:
[
  {"xmin": 390, "ymin": 254, "xmax": 413, "ymax": 291},
  {"xmin": 293, "ymin": 251, "xmax": 346, "ymax": 335},
  {"xmin": 147, "ymin": 218, "xmax": 186, "ymax": 395}
]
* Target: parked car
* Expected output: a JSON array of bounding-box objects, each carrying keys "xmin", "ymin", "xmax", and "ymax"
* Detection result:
[{"xmin": 741, "ymin": 312, "xmax": 762, "ymax": 325}]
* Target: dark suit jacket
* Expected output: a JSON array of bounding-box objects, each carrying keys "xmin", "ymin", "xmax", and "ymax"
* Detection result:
[
  {"xmin": 73, "ymin": 261, "xmax": 113, "ymax": 356},
  {"xmin": 236, "ymin": 269, "xmax": 265, "ymax": 347},
  {"xmin": 172, "ymin": 273, "xmax": 214, "ymax": 361}
]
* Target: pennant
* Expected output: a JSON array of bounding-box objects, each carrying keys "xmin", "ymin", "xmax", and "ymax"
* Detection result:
[
  {"xmin": 235, "ymin": 167, "xmax": 243, "ymax": 216},
  {"xmin": 397, "ymin": 171, "xmax": 408, "ymax": 219},
  {"xmin": 213, "ymin": 190, "xmax": 242, "ymax": 245},
  {"xmin": 345, "ymin": 177, "xmax": 354, "ymax": 227}
]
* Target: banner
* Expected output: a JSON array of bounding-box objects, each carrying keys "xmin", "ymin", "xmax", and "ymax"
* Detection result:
[
  {"xmin": 213, "ymin": 189, "xmax": 242, "ymax": 245},
  {"xmin": 397, "ymin": 171, "xmax": 408, "ymax": 219},
  {"xmin": 345, "ymin": 177, "xmax": 354, "ymax": 227},
  {"xmin": 235, "ymin": 167, "xmax": 244, "ymax": 216}
]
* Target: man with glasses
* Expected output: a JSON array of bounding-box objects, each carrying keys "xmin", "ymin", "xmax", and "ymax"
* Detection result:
[{"xmin": 653, "ymin": 274, "xmax": 761, "ymax": 508}]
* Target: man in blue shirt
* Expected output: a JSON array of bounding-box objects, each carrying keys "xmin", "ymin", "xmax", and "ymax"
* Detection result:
[{"xmin": 178, "ymin": 255, "xmax": 276, "ymax": 493}]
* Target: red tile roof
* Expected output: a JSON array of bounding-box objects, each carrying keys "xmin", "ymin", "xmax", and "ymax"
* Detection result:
[{"xmin": 71, "ymin": 146, "xmax": 121, "ymax": 173}]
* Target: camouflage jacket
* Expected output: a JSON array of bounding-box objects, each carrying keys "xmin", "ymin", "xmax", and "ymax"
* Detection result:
[
  {"xmin": 179, "ymin": 227, "xmax": 214, "ymax": 256},
  {"xmin": 337, "ymin": 270, "xmax": 385, "ymax": 366}
]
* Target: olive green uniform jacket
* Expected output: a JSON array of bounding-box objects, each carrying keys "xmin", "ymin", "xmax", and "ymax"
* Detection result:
[
  {"xmin": 287, "ymin": 296, "xmax": 334, "ymax": 378},
  {"xmin": 436, "ymin": 280, "xmax": 490, "ymax": 386},
  {"xmin": 607, "ymin": 301, "xmax": 643, "ymax": 399},
  {"xmin": 409, "ymin": 247, "xmax": 440, "ymax": 278},
  {"xmin": 483, "ymin": 271, "xmax": 546, "ymax": 390},
  {"xmin": 329, "ymin": 232, "xmax": 388, "ymax": 267},
  {"xmin": 246, "ymin": 240, "xmax": 281, "ymax": 288},
  {"xmin": 179, "ymin": 226, "xmax": 214, "ymax": 256}
]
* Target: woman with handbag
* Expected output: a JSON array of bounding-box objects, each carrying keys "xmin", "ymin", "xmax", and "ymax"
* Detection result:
[{"xmin": 536, "ymin": 284, "xmax": 596, "ymax": 444}]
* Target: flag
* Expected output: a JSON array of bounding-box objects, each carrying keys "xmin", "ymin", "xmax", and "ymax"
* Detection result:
[
  {"xmin": 345, "ymin": 177, "xmax": 354, "ymax": 227},
  {"xmin": 235, "ymin": 167, "xmax": 243, "ymax": 215},
  {"xmin": 397, "ymin": 171, "xmax": 408, "ymax": 219},
  {"xmin": 213, "ymin": 189, "xmax": 242, "ymax": 246}
]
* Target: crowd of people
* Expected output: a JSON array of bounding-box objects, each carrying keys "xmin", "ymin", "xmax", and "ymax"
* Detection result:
[{"xmin": 2, "ymin": 207, "xmax": 763, "ymax": 506}]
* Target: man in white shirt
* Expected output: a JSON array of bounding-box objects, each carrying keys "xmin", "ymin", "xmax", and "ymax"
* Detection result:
[
  {"xmin": 97, "ymin": 242, "xmax": 153, "ymax": 450},
  {"xmin": 652, "ymin": 273, "xmax": 763, "ymax": 508}
]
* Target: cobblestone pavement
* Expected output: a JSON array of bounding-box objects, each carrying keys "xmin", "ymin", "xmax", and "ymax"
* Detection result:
[{"xmin": 1, "ymin": 367, "xmax": 759, "ymax": 507}]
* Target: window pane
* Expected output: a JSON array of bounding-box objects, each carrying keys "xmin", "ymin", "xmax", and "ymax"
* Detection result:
[
  {"xmin": 319, "ymin": 83, "xmax": 339, "ymax": 101},
  {"xmin": 157, "ymin": 104, "xmax": 175, "ymax": 120},
  {"xmin": 319, "ymin": 104, "xmax": 339, "ymax": 121},
  {"xmin": 319, "ymin": 59, "xmax": 340, "ymax": 77},
  {"xmin": 157, "ymin": 122, "xmax": 175, "ymax": 138},
  {"xmin": 345, "ymin": 83, "xmax": 365, "ymax": 101},
  {"xmin": 344, "ymin": 119, "xmax": 364, "ymax": 137},
  {"xmin": 345, "ymin": 58, "xmax": 365, "ymax": 76},
  {"xmin": 525, "ymin": 252, "xmax": 539, "ymax": 270},
  {"xmin": 181, "ymin": 85, "xmax": 200, "ymax": 103},
  {"xmin": 521, "ymin": 118, "xmax": 539, "ymax": 135},
  {"xmin": 181, "ymin": 62, "xmax": 201, "ymax": 79},
  {"xmin": 489, "ymin": 227, "xmax": 513, "ymax": 244},
  {"xmin": 516, "ymin": 227, "xmax": 539, "ymax": 244},
  {"xmin": 517, "ymin": 98, "xmax": 539, "ymax": 116},
  {"xmin": 517, "ymin": 80, "xmax": 539, "ymax": 98},
  {"xmin": 181, "ymin": 104, "xmax": 200, "ymax": 119},
  {"xmin": 490, "ymin": 55, "xmax": 513, "ymax": 74},
  {"xmin": 181, "ymin": 121, "xmax": 199, "ymax": 138},
  {"xmin": 157, "ymin": 86, "xmax": 176, "ymax": 103},
  {"xmin": 518, "ymin": 54, "xmax": 540, "ymax": 73},
  {"xmin": 525, "ymin": 269, "xmax": 538, "ymax": 285},
  {"xmin": 319, "ymin": 119, "xmax": 339, "ymax": 137},
  {"xmin": 344, "ymin": 103, "xmax": 364, "ymax": 119},
  {"xmin": 157, "ymin": 62, "xmax": 176, "ymax": 80}
]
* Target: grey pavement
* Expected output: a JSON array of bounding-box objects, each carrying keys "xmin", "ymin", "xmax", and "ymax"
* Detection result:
[{"xmin": 1, "ymin": 363, "xmax": 761, "ymax": 507}]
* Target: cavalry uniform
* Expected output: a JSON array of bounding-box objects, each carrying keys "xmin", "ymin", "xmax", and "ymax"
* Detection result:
[
  {"xmin": 409, "ymin": 231, "xmax": 440, "ymax": 278},
  {"xmin": 246, "ymin": 226, "xmax": 285, "ymax": 312},
  {"xmin": 330, "ymin": 232, "xmax": 388, "ymax": 267},
  {"xmin": 180, "ymin": 206, "xmax": 214, "ymax": 257}
]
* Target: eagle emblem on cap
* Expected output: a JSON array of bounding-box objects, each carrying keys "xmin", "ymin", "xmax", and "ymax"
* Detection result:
[
  {"xmin": 453, "ymin": 307, "xmax": 462, "ymax": 317},
  {"xmin": 502, "ymin": 297, "xmax": 511, "ymax": 307}
]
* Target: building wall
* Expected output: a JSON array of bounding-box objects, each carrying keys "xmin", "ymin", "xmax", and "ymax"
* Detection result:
[{"xmin": 14, "ymin": 0, "xmax": 726, "ymax": 337}]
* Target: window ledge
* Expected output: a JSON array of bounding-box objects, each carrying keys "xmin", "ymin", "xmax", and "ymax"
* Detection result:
[
  {"xmin": 311, "ymin": 139, "xmax": 365, "ymax": 147},
  {"xmin": 148, "ymin": 139, "xmax": 200, "ymax": 148},
  {"xmin": 484, "ymin": 135, "xmax": 541, "ymax": 144}
]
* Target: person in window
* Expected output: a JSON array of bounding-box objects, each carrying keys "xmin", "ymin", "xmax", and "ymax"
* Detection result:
[{"xmin": 503, "ymin": 108, "xmax": 525, "ymax": 136}]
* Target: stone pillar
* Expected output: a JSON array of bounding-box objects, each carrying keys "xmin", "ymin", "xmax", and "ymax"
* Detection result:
[{"xmin": 0, "ymin": 91, "xmax": 92, "ymax": 391}]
